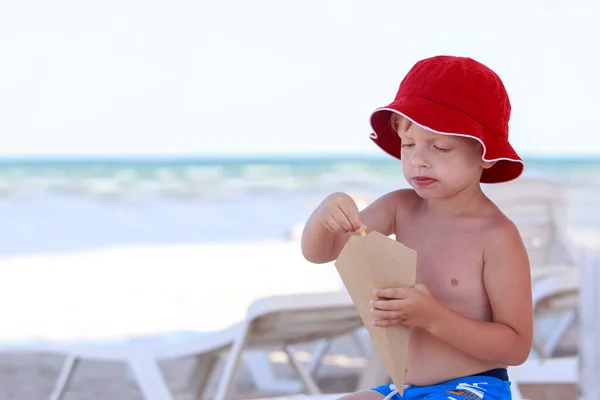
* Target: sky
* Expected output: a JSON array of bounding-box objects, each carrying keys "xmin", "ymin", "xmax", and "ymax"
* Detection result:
[{"xmin": 0, "ymin": 0, "xmax": 599, "ymax": 158}]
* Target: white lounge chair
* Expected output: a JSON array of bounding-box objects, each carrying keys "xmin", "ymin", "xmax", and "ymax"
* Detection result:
[
  {"xmin": 529, "ymin": 269, "xmax": 579, "ymax": 359},
  {"xmin": 0, "ymin": 329, "xmax": 235, "ymax": 400},
  {"xmin": 212, "ymin": 291, "xmax": 363, "ymax": 400},
  {"xmin": 0, "ymin": 291, "xmax": 362, "ymax": 400},
  {"xmin": 258, "ymin": 325, "xmax": 371, "ymax": 394}
]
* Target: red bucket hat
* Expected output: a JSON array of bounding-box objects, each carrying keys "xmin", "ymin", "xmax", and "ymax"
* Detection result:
[{"xmin": 369, "ymin": 55, "xmax": 523, "ymax": 184}]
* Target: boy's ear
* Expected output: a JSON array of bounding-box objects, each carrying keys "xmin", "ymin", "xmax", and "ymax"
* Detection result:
[{"xmin": 481, "ymin": 160, "xmax": 497, "ymax": 170}]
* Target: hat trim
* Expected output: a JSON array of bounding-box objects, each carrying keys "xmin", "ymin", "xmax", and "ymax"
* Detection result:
[{"xmin": 370, "ymin": 108, "xmax": 524, "ymax": 166}]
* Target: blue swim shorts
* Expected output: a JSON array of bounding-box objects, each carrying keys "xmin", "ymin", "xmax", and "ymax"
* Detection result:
[{"xmin": 371, "ymin": 369, "xmax": 512, "ymax": 399}]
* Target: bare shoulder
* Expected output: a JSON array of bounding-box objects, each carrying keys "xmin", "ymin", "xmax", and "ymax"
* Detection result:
[
  {"xmin": 369, "ymin": 189, "xmax": 422, "ymax": 217},
  {"xmin": 481, "ymin": 205, "xmax": 527, "ymax": 261},
  {"xmin": 363, "ymin": 188, "xmax": 419, "ymax": 211},
  {"xmin": 360, "ymin": 189, "xmax": 421, "ymax": 236},
  {"xmin": 371, "ymin": 188, "xmax": 421, "ymax": 212}
]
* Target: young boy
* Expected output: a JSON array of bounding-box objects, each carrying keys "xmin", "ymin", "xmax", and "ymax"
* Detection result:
[{"xmin": 301, "ymin": 55, "xmax": 533, "ymax": 399}]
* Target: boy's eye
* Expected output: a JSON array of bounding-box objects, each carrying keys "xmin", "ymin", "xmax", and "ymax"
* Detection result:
[
  {"xmin": 434, "ymin": 145, "xmax": 451, "ymax": 152},
  {"xmin": 401, "ymin": 143, "xmax": 415, "ymax": 148}
]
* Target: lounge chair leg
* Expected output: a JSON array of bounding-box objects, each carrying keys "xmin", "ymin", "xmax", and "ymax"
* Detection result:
[
  {"xmin": 244, "ymin": 350, "xmax": 302, "ymax": 394},
  {"xmin": 285, "ymin": 345, "xmax": 321, "ymax": 395},
  {"xmin": 191, "ymin": 354, "xmax": 221, "ymax": 400},
  {"xmin": 542, "ymin": 309, "xmax": 577, "ymax": 357},
  {"xmin": 128, "ymin": 353, "xmax": 174, "ymax": 400},
  {"xmin": 213, "ymin": 324, "xmax": 250, "ymax": 400},
  {"xmin": 49, "ymin": 355, "xmax": 79, "ymax": 400},
  {"xmin": 352, "ymin": 328, "xmax": 372, "ymax": 357},
  {"xmin": 307, "ymin": 339, "xmax": 332, "ymax": 376}
]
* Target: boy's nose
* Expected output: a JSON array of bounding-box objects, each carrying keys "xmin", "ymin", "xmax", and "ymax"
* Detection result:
[{"xmin": 409, "ymin": 149, "xmax": 430, "ymax": 168}]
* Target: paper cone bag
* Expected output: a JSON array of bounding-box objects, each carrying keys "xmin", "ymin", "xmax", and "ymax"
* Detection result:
[{"xmin": 334, "ymin": 231, "xmax": 417, "ymax": 392}]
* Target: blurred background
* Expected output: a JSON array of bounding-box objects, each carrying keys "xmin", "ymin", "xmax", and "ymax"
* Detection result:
[{"xmin": 0, "ymin": 1, "xmax": 599, "ymax": 399}]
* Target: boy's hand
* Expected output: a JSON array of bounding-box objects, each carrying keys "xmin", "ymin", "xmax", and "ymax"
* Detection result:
[
  {"xmin": 317, "ymin": 192, "xmax": 365, "ymax": 234},
  {"xmin": 371, "ymin": 283, "xmax": 442, "ymax": 330}
]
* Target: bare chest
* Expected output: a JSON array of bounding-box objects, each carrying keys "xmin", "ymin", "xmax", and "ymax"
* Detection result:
[{"xmin": 397, "ymin": 224, "xmax": 491, "ymax": 320}]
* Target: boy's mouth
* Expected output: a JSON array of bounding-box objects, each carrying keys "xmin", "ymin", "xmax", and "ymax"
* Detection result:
[{"xmin": 413, "ymin": 176, "xmax": 437, "ymax": 187}]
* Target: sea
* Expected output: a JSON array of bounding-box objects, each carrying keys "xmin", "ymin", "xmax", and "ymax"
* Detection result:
[{"xmin": 1, "ymin": 155, "xmax": 599, "ymax": 258}]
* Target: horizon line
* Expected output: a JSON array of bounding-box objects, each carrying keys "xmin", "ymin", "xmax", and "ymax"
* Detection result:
[{"xmin": 0, "ymin": 153, "xmax": 599, "ymax": 163}]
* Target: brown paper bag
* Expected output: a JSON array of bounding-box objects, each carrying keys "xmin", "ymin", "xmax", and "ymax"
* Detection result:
[{"xmin": 334, "ymin": 231, "xmax": 417, "ymax": 393}]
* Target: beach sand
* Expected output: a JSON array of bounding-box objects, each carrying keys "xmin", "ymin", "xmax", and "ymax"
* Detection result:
[
  {"xmin": 0, "ymin": 338, "xmax": 579, "ymax": 400},
  {"xmin": 0, "ymin": 341, "xmax": 578, "ymax": 400},
  {"xmin": 0, "ymin": 334, "xmax": 370, "ymax": 400},
  {"xmin": 0, "ymin": 240, "xmax": 586, "ymax": 400}
]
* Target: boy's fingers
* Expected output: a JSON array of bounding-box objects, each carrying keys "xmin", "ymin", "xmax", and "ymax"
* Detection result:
[
  {"xmin": 340, "ymin": 209, "xmax": 363, "ymax": 232},
  {"xmin": 371, "ymin": 299, "xmax": 404, "ymax": 311},
  {"xmin": 371, "ymin": 308, "xmax": 402, "ymax": 320},
  {"xmin": 342, "ymin": 197, "xmax": 363, "ymax": 231},
  {"xmin": 332, "ymin": 208, "xmax": 354, "ymax": 232},
  {"xmin": 322, "ymin": 220, "xmax": 335, "ymax": 232},
  {"xmin": 373, "ymin": 288, "xmax": 410, "ymax": 299},
  {"xmin": 373, "ymin": 319, "xmax": 401, "ymax": 327},
  {"xmin": 414, "ymin": 282, "xmax": 431, "ymax": 294},
  {"xmin": 325, "ymin": 218, "xmax": 342, "ymax": 233}
]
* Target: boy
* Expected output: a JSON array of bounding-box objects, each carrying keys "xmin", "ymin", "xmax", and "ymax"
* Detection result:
[{"xmin": 301, "ymin": 56, "xmax": 533, "ymax": 399}]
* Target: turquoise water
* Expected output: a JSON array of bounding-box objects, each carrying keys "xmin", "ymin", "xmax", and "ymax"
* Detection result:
[
  {"xmin": 1, "ymin": 156, "xmax": 599, "ymax": 197},
  {"xmin": 0, "ymin": 156, "xmax": 598, "ymax": 257}
]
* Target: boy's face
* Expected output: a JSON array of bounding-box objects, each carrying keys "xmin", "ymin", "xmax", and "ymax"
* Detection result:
[{"xmin": 398, "ymin": 123, "xmax": 493, "ymax": 198}]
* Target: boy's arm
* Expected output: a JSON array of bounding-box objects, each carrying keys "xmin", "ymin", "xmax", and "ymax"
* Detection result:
[
  {"xmin": 426, "ymin": 220, "xmax": 534, "ymax": 366},
  {"xmin": 301, "ymin": 190, "xmax": 405, "ymax": 264}
]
